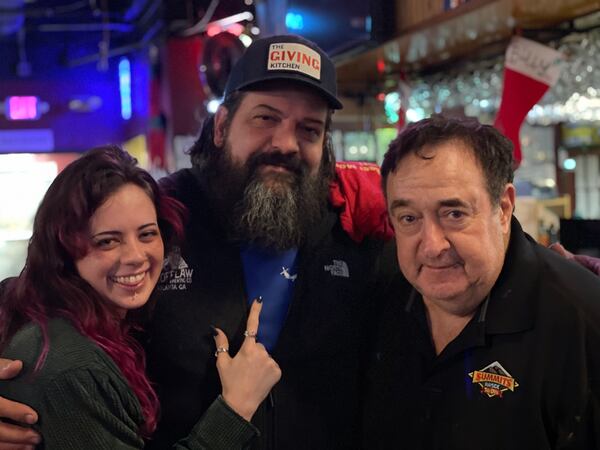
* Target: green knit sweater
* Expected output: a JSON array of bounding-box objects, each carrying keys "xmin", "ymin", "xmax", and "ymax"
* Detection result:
[{"xmin": 0, "ymin": 318, "xmax": 258, "ymax": 449}]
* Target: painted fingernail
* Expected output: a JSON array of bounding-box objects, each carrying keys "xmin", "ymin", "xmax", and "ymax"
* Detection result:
[
  {"xmin": 210, "ymin": 325, "xmax": 218, "ymax": 337},
  {"xmin": 256, "ymin": 296, "xmax": 263, "ymax": 303},
  {"xmin": 24, "ymin": 413, "xmax": 37, "ymax": 424}
]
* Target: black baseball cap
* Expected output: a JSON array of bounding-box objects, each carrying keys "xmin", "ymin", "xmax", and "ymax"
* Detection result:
[{"xmin": 223, "ymin": 34, "xmax": 343, "ymax": 109}]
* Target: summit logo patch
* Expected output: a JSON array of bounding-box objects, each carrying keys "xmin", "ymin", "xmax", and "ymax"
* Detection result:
[{"xmin": 469, "ymin": 361, "xmax": 519, "ymax": 398}]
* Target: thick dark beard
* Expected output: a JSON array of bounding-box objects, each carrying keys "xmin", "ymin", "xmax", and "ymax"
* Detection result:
[{"xmin": 200, "ymin": 142, "xmax": 329, "ymax": 251}]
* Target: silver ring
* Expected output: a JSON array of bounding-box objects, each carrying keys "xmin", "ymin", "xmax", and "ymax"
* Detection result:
[
  {"xmin": 214, "ymin": 347, "xmax": 229, "ymax": 357},
  {"xmin": 243, "ymin": 330, "xmax": 257, "ymax": 338}
]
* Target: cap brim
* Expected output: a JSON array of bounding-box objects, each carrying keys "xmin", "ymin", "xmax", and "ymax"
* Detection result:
[{"xmin": 236, "ymin": 73, "xmax": 343, "ymax": 110}]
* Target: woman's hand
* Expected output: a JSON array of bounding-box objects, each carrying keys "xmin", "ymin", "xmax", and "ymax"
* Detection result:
[{"xmin": 213, "ymin": 298, "xmax": 282, "ymax": 421}]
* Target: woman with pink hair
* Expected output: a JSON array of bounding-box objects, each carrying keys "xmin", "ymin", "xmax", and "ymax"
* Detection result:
[{"xmin": 0, "ymin": 146, "xmax": 280, "ymax": 449}]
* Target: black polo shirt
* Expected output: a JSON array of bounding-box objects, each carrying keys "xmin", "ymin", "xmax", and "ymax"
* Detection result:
[{"xmin": 363, "ymin": 218, "xmax": 600, "ymax": 450}]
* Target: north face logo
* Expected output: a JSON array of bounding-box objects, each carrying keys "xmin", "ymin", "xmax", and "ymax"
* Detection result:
[{"xmin": 324, "ymin": 260, "xmax": 349, "ymax": 278}]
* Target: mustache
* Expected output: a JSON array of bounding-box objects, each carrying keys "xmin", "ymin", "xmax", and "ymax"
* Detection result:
[
  {"xmin": 246, "ymin": 151, "xmax": 304, "ymax": 176},
  {"xmin": 419, "ymin": 257, "xmax": 464, "ymax": 268}
]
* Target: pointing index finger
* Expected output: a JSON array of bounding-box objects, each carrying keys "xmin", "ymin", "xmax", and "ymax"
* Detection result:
[{"xmin": 245, "ymin": 296, "xmax": 263, "ymax": 339}]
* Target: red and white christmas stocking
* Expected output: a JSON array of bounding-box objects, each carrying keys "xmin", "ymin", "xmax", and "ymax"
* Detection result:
[{"xmin": 494, "ymin": 36, "xmax": 565, "ymax": 168}]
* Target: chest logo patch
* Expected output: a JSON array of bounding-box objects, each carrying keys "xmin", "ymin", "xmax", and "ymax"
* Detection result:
[
  {"xmin": 158, "ymin": 247, "xmax": 194, "ymax": 291},
  {"xmin": 469, "ymin": 361, "xmax": 519, "ymax": 398},
  {"xmin": 324, "ymin": 259, "xmax": 350, "ymax": 278}
]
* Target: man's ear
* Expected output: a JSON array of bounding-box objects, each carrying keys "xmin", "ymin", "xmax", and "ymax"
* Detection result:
[
  {"xmin": 499, "ymin": 183, "xmax": 516, "ymax": 233},
  {"xmin": 213, "ymin": 106, "xmax": 228, "ymax": 147}
]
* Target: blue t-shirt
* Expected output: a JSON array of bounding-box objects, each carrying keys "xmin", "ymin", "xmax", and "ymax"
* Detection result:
[{"xmin": 240, "ymin": 245, "xmax": 298, "ymax": 351}]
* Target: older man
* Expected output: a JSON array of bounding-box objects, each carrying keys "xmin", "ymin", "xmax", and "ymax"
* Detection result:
[{"xmin": 364, "ymin": 115, "xmax": 600, "ymax": 449}]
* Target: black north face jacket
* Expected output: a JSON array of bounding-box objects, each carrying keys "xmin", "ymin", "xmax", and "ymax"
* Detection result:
[{"xmin": 144, "ymin": 167, "xmax": 398, "ymax": 450}]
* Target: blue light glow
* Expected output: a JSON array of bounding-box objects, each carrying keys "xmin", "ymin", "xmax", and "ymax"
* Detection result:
[
  {"xmin": 119, "ymin": 58, "xmax": 132, "ymax": 120},
  {"xmin": 563, "ymin": 158, "xmax": 576, "ymax": 170},
  {"xmin": 384, "ymin": 92, "xmax": 400, "ymax": 124},
  {"xmin": 286, "ymin": 12, "xmax": 304, "ymax": 31}
]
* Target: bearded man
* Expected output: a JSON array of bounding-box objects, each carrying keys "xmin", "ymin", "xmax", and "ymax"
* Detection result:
[{"xmin": 141, "ymin": 35, "xmax": 396, "ymax": 449}]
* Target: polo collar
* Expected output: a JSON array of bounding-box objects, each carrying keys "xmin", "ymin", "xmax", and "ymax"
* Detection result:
[{"xmin": 484, "ymin": 217, "xmax": 538, "ymax": 334}]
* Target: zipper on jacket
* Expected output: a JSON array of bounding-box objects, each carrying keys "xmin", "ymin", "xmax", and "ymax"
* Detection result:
[{"xmin": 268, "ymin": 391, "xmax": 275, "ymax": 408}]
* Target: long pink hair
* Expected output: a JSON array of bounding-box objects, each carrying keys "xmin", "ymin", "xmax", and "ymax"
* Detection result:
[{"xmin": 0, "ymin": 146, "xmax": 186, "ymax": 436}]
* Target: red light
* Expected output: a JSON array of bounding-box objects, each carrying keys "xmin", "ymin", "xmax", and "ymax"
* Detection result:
[
  {"xmin": 225, "ymin": 23, "xmax": 244, "ymax": 36},
  {"xmin": 207, "ymin": 24, "xmax": 222, "ymax": 37},
  {"xmin": 376, "ymin": 58, "xmax": 385, "ymax": 74},
  {"xmin": 7, "ymin": 96, "xmax": 39, "ymax": 120},
  {"xmin": 377, "ymin": 92, "xmax": 386, "ymax": 102}
]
